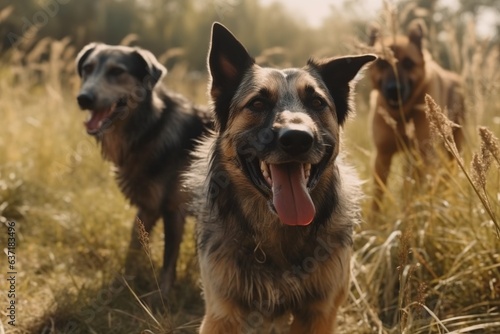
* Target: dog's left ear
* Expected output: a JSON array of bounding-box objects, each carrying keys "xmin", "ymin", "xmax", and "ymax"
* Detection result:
[
  {"xmin": 76, "ymin": 42, "xmax": 100, "ymax": 77},
  {"xmin": 132, "ymin": 48, "xmax": 167, "ymax": 87},
  {"xmin": 309, "ymin": 54, "xmax": 377, "ymax": 125},
  {"xmin": 408, "ymin": 19, "xmax": 427, "ymax": 50}
]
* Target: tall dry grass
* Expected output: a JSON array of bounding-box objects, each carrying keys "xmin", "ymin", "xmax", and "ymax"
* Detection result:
[{"xmin": 342, "ymin": 3, "xmax": 500, "ymax": 333}]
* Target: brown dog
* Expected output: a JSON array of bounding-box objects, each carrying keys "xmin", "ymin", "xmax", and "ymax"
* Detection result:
[
  {"xmin": 368, "ymin": 21, "xmax": 465, "ymax": 210},
  {"xmin": 186, "ymin": 23, "xmax": 375, "ymax": 333}
]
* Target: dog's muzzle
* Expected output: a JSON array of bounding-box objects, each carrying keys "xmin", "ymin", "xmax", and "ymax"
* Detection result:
[
  {"xmin": 239, "ymin": 125, "xmax": 332, "ymax": 227},
  {"xmin": 77, "ymin": 91, "xmax": 127, "ymax": 135},
  {"xmin": 382, "ymin": 79, "xmax": 412, "ymax": 108}
]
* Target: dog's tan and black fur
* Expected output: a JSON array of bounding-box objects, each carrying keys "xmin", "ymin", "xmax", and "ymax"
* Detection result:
[
  {"xmin": 75, "ymin": 43, "xmax": 211, "ymax": 297},
  {"xmin": 368, "ymin": 21, "xmax": 465, "ymax": 210},
  {"xmin": 186, "ymin": 23, "xmax": 375, "ymax": 333}
]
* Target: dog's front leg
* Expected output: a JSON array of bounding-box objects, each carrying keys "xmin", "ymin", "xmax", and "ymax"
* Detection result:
[
  {"xmin": 199, "ymin": 286, "xmax": 243, "ymax": 334},
  {"xmin": 372, "ymin": 109, "xmax": 398, "ymax": 212},
  {"xmin": 159, "ymin": 209, "xmax": 185, "ymax": 297},
  {"xmin": 372, "ymin": 149, "xmax": 395, "ymax": 212},
  {"xmin": 290, "ymin": 303, "xmax": 341, "ymax": 334}
]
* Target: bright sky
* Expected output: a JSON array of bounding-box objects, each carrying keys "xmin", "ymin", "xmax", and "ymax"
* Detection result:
[
  {"xmin": 259, "ymin": 0, "xmax": 381, "ymax": 27},
  {"xmin": 258, "ymin": 0, "xmax": 497, "ymax": 38}
]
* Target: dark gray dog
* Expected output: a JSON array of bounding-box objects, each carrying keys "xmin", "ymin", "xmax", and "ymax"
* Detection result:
[{"xmin": 76, "ymin": 43, "xmax": 212, "ymax": 298}]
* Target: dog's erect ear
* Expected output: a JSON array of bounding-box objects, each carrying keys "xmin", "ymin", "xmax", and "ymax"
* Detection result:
[
  {"xmin": 309, "ymin": 54, "xmax": 377, "ymax": 125},
  {"xmin": 408, "ymin": 19, "xmax": 427, "ymax": 50},
  {"xmin": 76, "ymin": 42, "xmax": 99, "ymax": 77},
  {"xmin": 131, "ymin": 48, "xmax": 167, "ymax": 87},
  {"xmin": 208, "ymin": 22, "xmax": 255, "ymax": 131},
  {"xmin": 367, "ymin": 23, "xmax": 380, "ymax": 47}
]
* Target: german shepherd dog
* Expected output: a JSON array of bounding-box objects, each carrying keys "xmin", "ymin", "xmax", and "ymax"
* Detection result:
[
  {"xmin": 75, "ymin": 43, "xmax": 211, "ymax": 297},
  {"xmin": 368, "ymin": 21, "xmax": 465, "ymax": 210},
  {"xmin": 186, "ymin": 23, "xmax": 375, "ymax": 333}
]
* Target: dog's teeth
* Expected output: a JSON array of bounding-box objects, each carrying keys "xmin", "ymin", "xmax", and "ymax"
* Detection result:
[
  {"xmin": 304, "ymin": 164, "xmax": 311, "ymax": 180},
  {"xmin": 260, "ymin": 161, "xmax": 272, "ymax": 185},
  {"xmin": 98, "ymin": 120, "xmax": 103, "ymax": 128}
]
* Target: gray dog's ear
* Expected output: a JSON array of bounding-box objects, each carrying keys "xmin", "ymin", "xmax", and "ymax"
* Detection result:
[
  {"xmin": 408, "ymin": 19, "xmax": 427, "ymax": 50},
  {"xmin": 76, "ymin": 42, "xmax": 100, "ymax": 77},
  {"xmin": 132, "ymin": 48, "xmax": 167, "ymax": 87}
]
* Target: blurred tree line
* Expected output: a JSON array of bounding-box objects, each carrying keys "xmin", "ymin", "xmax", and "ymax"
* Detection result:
[
  {"xmin": 0, "ymin": 0, "xmax": 336, "ymax": 71},
  {"xmin": 0, "ymin": 0, "xmax": 498, "ymax": 72}
]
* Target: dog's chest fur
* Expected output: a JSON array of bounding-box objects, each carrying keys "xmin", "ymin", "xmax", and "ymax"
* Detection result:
[
  {"xmin": 99, "ymin": 91, "xmax": 207, "ymax": 211},
  {"xmin": 199, "ymin": 216, "xmax": 351, "ymax": 313}
]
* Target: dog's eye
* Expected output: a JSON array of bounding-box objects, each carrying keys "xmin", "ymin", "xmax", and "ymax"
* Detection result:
[
  {"xmin": 309, "ymin": 97, "xmax": 326, "ymax": 111},
  {"xmin": 82, "ymin": 64, "xmax": 94, "ymax": 76},
  {"xmin": 248, "ymin": 98, "xmax": 267, "ymax": 112},
  {"xmin": 401, "ymin": 58, "xmax": 414, "ymax": 69},
  {"xmin": 108, "ymin": 67, "xmax": 126, "ymax": 76}
]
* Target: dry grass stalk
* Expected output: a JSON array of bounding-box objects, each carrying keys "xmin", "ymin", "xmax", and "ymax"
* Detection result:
[
  {"xmin": 479, "ymin": 126, "xmax": 500, "ymax": 166},
  {"xmin": 471, "ymin": 151, "xmax": 491, "ymax": 192},
  {"xmin": 135, "ymin": 216, "xmax": 168, "ymax": 310},
  {"xmin": 377, "ymin": 103, "xmax": 398, "ymax": 132},
  {"xmin": 471, "ymin": 127, "xmax": 495, "ymax": 193},
  {"xmin": 135, "ymin": 216, "xmax": 151, "ymax": 257},
  {"xmin": 424, "ymin": 94, "xmax": 461, "ymax": 159},
  {"xmin": 425, "ymin": 95, "xmax": 499, "ymax": 237}
]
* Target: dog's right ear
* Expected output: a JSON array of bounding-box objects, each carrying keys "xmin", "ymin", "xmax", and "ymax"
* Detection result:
[
  {"xmin": 76, "ymin": 43, "xmax": 99, "ymax": 77},
  {"xmin": 309, "ymin": 54, "xmax": 377, "ymax": 125},
  {"xmin": 208, "ymin": 22, "xmax": 255, "ymax": 131},
  {"xmin": 408, "ymin": 19, "xmax": 427, "ymax": 50}
]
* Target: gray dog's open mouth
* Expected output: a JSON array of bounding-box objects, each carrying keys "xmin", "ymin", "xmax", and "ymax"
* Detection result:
[
  {"xmin": 84, "ymin": 97, "xmax": 127, "ymax": 135},
  {"xmin": 240, "ymin": 148, "xmax": 332, "ymax": 226}
]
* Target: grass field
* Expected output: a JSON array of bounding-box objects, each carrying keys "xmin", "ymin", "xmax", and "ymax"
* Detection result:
[{"xmin": 1, "ymin": 34, "xmax": 500, "ymax": 333}]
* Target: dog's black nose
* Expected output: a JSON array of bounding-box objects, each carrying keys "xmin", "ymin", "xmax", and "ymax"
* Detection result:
[
  {"xmin": 383, "ymin": 80, "xmax": 411, "ymax": 105},
  {"xmin": 278, "ymin": 128, "xmax": 314, "ymax": 155},
  {"xmin": 77, "ymin": 92, "xmax": 95, "ymax": 109},
  {"xmin": 383, "ymin": 82, "xmax": 400, "ymax": 102}
]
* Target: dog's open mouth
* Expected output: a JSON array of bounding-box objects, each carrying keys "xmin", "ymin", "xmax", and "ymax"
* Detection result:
[
  {"xmin": 84, "ymin": 98, "xmax": 127, "ymax": 135},
  {"xmin": 241, "ymin": 153, "xmax": 331, "ymax": 226}
]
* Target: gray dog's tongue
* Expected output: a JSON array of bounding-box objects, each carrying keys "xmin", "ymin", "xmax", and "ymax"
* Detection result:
[
  {"xmin": 84, "ymin": 105, "xmax": 114, "ymax": 133},
  {"xmin": 269, "ymin": 163, "xmax": 315, "ymax": 226}
]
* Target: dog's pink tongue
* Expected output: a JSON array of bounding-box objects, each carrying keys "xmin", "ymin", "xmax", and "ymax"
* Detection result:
[
  {"xmin": 270, "ymin": 163, "xmax": 315, "ymax": 226},
  {"xmin": 84, "ymin": 109, "xmax": 109, "ymax": 133}
]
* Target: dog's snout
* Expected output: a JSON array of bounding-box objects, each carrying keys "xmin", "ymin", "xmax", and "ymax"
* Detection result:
[
  {"xmin": 382, "ymin": 79, "xmax": 412, "ymax": 105},
  {"xmin": 278, "ymin": 128, "xmax": 314, "ymax": 155},
  {"xmin": 77, "ymin": 92, "xmax": 95, "ymax": 109},
  {"xmin": 383, "ymin": 82, "xmax": 399, "ymax": 101}
]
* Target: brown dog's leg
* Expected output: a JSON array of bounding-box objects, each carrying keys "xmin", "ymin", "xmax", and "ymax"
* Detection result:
[
  {"xmin": 290, "ymin": 263, "xmax": 349, "ymax": 334},
  {"xmin": 290, "ymin": 296, "xmax": 345, "ymax": 334},
  {"xmin": 199, "ymin": 290, "xmax": 242, "ymax": 334},
  {"xmin": 290, "ymin": 313, "xmax": 336, "ymax": 334},
  {"xmin": 159, "ymin": 209, "xmax": 185, "ymax": 297},
  {"xmin": 200, "ymin": 315, "xmax": 241, "ymax": 334},
  {"xmin": 372, "ymin": 150, "xmax": 395, "ymax": 211},
  {"xmin": 371, "ymin": 108, "xmax": 399, "ymax": 212}
]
